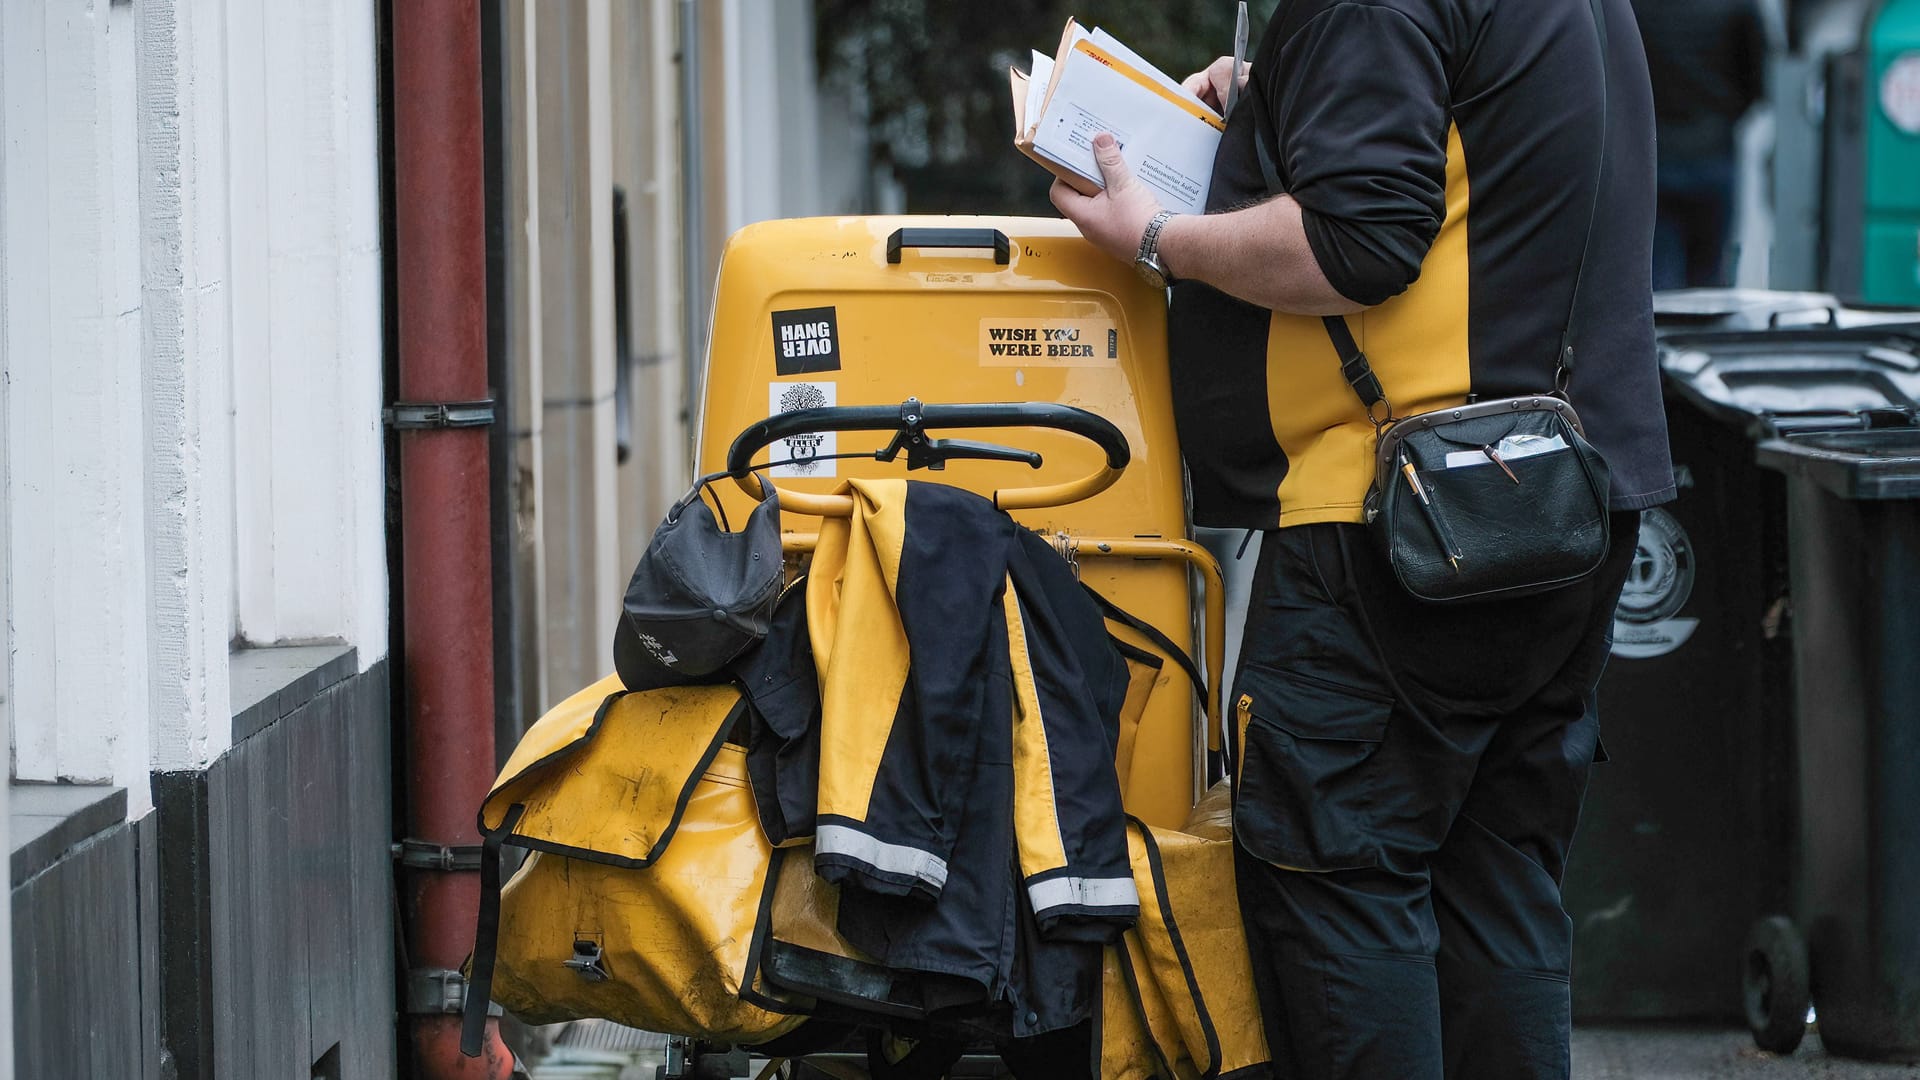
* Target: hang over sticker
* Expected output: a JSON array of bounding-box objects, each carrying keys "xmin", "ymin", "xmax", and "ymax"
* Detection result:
[
  {"xmin": 978, "ymin": 318, "xmax": 1119, "ymax": 367},
  {"xmin": 772, "ymin": 306, "xmax": 841, "ymax": 375}
]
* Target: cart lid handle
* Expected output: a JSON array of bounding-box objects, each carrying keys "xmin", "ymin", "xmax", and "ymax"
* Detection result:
[{"xmin": 886, "ymin": 227, "xmax": 1012, "ymax": 265}]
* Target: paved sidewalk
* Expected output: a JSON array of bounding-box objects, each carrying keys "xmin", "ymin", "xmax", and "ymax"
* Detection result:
[{"xmin": 1574, "ymin": 1027, "xmax": 1920, "ymax": 1078}]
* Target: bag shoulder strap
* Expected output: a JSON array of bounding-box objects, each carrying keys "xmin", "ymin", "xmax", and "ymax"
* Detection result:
[
  {"xmin": 1080, "ymin": 581, "xmax": 1209, "ymax": 714},
  {"xmin": 1244, "ymin": 0, "xmax": 1612, "ymax": 411},
  {"xmin": 1557, "ymin": 0, "xmax": 1612, "ymax": 384}
]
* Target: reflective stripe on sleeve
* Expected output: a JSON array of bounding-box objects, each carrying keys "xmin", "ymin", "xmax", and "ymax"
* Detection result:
[
  {"xmin": 1028, "ymin": 874, "xmax": 1140, "ymax": 914},
  {"xmin": 815, "ymin": 823, "xmax": 949, "ymax": 891}
]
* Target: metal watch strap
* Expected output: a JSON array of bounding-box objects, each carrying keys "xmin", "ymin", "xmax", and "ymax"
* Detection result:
[{"xmin": 1137, "ymin": 209, "xmax": 1174, "ymax": 266}]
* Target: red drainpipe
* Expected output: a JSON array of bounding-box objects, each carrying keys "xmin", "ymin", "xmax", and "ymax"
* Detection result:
[{"xmin": 392, "ymin": 1, "xmax": 512, "ymax": 1076}]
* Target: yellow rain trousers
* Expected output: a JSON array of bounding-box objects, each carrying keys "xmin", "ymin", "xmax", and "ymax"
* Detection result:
[{"xmin": 1101, "ymin": 786, "xmax": 1273, "ymax": 1079}]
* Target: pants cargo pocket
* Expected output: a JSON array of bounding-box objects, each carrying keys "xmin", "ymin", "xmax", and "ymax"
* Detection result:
[{"xmin": 1232, "ymin": 663, "xmax": 1392, "ymax": 872}]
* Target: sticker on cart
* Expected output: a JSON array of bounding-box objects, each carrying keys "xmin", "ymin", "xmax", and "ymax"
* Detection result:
[
  {"xmin": 771, "ymin": 305, "xmax": 842, "ymax": 375},
  {"xmin": 979, "ymin": 318, "xmax": 1119, "ymax": 367},
  {"xmin": 1611, "ymin": 507, "xmax": 1699, "ymax": 659},
  {"xmin": 767, "ymin": 381, "xmax": 837, "ymax": 478}
]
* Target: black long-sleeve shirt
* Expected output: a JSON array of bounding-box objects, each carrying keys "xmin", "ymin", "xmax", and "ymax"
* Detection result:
[{"xmin": 1168, "ymin": 0, "xmax": 1675, "ymax": 527}]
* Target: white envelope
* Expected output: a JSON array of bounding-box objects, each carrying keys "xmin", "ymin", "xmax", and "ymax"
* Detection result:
[
  {"xmin": 1027, "ymin": 39, "xmax": 1222, "ymax": 215},
  {"xmin": 1443, "ymin": 433, "xmax": 1569, "ymax": 470}
]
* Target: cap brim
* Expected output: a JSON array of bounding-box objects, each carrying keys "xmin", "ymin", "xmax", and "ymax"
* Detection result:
[{"xmin": 612, "ymin": 614, "xmax": 707, "ymax": 693}]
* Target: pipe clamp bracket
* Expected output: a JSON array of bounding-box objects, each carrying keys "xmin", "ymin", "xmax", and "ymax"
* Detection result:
[
  {"xmin": 405, "ymin": 968, "xmax": 503, "ymax": 1017},
  {"xmin": 385, "ymin": 399, "xmax": 496, "ymax": 429},
  {"xmin": 392, "ymin": 839, "xmax": 485, "ymax": 872}
]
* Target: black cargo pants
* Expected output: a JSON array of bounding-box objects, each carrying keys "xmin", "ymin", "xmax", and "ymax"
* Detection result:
[{"xmin": 1231, "ymin": 513, "xmax": 1639, "ymax": 1080}]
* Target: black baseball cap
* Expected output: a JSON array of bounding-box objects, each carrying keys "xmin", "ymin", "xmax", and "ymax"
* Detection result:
[{"xmin": 614, "ymin": 482, "xmax": 783, "ymax": 692}]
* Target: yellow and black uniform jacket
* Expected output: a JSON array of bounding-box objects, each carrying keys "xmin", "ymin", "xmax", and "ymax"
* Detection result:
[
  {"xmin": 1169, "ymin": 0, "xmax": 1674, "ymax": 529},
  {"xmin": 807, "ymin": 479, "xmax": 1139, "ymax": 932},
  {"xmin": 733, "ymin": 479, "xmax": 1137, "ymax": 1036}
]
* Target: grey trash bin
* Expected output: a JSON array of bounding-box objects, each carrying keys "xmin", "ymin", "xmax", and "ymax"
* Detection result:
[
  {"xmin": 1566, "ymin": 317, "xmax": 1920, "ymax": 1022},
  {"xmin": 1747, "ymin": 428, "xmax": 1920, "ymax": 1063}
]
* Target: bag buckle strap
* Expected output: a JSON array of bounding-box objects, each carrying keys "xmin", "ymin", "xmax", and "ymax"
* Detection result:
[
  {"xmin": 564, "ymin": 938, "xmax": 611, "ymax": 982},
  {"xmin": 1348, "ymin": 351, "xmax": 1394, "ymax": 428},
  {"xmin": 1324, "ymin": 316, "xmax": 1393, "ymax": 426}
]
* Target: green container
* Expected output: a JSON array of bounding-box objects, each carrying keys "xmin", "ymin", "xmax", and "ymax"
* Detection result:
[{"xmin": 1862, "ymin": 0, "xmax": 1920, "ymax": 305}]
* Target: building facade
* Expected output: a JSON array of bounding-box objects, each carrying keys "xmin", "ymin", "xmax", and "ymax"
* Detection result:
[
  {"xmin": 3, "ymin": 1, "xmax": 846, "ymax": 1076},
  {"xmin": 492, "ymin": 0, "xmax": 855, "ymax": 739},
  {"xmin": 2, "ymin": 0, "xmax": 392, "ymax": 1076}
]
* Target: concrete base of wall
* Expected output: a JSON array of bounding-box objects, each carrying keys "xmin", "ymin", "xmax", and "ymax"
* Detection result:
[
  {"xmin": 11, "ymin": 657, "xmax": 395, "ymax": 1080},
  {"xmin": 9, "ymin": 796, "xmax": 159, "ymax": 1080}
]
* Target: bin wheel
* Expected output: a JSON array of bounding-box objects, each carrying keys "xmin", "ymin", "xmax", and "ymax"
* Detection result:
[{"xmin": 1744, "ymin": 915, "xmax": 1810, "ymax": 1055}]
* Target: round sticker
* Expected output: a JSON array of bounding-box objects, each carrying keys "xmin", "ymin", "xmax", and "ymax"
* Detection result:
[
  {"xmin": 1617, "ymin": 508, "xmax": 1695, "ymax": 625},
  {"xmin": 1882, "ymin": 52, "xmax": 1920, "ymax": 137},
  {"xmin": 1612, "ymin": 507, "xmax": 1700, "ymax": 659}
]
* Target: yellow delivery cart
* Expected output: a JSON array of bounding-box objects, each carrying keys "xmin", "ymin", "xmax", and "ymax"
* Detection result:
[{"xmin": 697, "ymin": 215, "xmax": 1222, "ymax": 830}]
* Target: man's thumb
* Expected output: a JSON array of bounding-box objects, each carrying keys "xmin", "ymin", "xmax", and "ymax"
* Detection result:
[{"xmin": 1092, "ymin": 133, "xmax": 1130, "ymax": 192}]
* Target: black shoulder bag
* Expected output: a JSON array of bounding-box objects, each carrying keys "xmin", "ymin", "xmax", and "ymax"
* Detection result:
[{"xmin": 1244, "ymin": 0, "xmax": 1616, "ymax": 603}]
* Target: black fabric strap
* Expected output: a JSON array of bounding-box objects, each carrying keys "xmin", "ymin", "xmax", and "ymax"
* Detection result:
[
  {"xmin": 1559, "ymin": 0, "xmax": 1611, "ymax": 376},
  {"xmin": 1129, "ymin": 816, "xmax": 1225, "ymax": 1079},
  {"xmin": 459, "ymin": 807, "xmax": 518, "ymax": 1057},
  {"xmin": 1245, "ymin": 0, "xmax": 1612, "ymax": 408},
  {"xmin": 1080, "ymin": 582, "xmax": 1209, "ymax": 716},
  {"xmin": 1324, "ymin": 315, "xmax": 1385, "ymax": 409}
]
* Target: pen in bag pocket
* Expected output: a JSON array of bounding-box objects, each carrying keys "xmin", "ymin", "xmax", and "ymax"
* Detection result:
[
  {"xmin": 1482, "ymin": 444, "xmax": 1520, "ymax": 483},
  {"xmin": 1400, "ymin": 454, "xmax": 1463, "ymax": 571}
]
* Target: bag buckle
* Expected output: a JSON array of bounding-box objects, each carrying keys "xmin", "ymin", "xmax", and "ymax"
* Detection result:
[
  {"xmin": 564, "ymin": 938, "xmax": 610, "ymax": 982},
  {"xmin": 1342, "ymin": 350, "xmax": 1393, "ymax": 426}
]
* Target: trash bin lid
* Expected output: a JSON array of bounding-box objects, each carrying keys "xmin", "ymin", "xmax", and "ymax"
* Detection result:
[
  {"xmin": 1654, "ymin": 289, "xmax": 1920, "ymax": 334},
  {"xmin": 1756, "ymin": 429, "xmax": 1920, "ymax": 500},
  {"xmin": 1660, "ymin": 325, "xmax": 1920, "ymax": 432},
  {"xmin": 1654, "ymin": 288, "xmax": 1844, "ymax": 332}
]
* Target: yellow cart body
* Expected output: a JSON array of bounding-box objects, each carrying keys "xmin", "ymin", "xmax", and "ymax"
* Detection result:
[{"xmin": 694, "ymin": 215, "xmax": 1219, "ymax": 829}]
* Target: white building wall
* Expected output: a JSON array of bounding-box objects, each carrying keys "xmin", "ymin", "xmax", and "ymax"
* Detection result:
[
  {"xmin": 0, "ymin": 55, "xmax": 10, "ymax": 1053},
  {"xmin": 1, "ymin": 0, "xmax": 386, "ymax": 788},
  {"xmin": 226, "ymin": 0, "xmax": 386, "ymax": 662},
  {"xmin": 139, "ymin": 0, "xmax": 235, "ymax": 775},
  {"xmin": 0, "ymin": 757, "xmax": 10, "ymax": 1080},
  {"xmin": 3, "ymin": 0, "xmax": 154, "ymax": 791}
]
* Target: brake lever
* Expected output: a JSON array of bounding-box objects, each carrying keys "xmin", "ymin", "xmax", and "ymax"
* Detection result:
[
  {"xmin": 915, "ymin": 438, "xmax": 1043, "ymax": 471},
  {"xmin": 874, "ymin": 397, "xmax": 1043, "ymax": 471}
]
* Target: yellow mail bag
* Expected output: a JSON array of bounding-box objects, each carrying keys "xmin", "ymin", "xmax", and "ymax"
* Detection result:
[{"xmin": 462, "ymin": 676, "xmax": 806, "ymax": 1048}]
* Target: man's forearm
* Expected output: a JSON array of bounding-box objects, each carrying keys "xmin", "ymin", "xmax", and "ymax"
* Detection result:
[{"xmin": 1157, "ymin": 196, "xmax": 1364, "ymax": 315}]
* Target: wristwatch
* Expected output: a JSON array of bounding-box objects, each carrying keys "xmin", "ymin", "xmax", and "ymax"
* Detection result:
[{"xmin": 1134, "ymin": 210, "xmax": 1177, "ymax": 288}]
